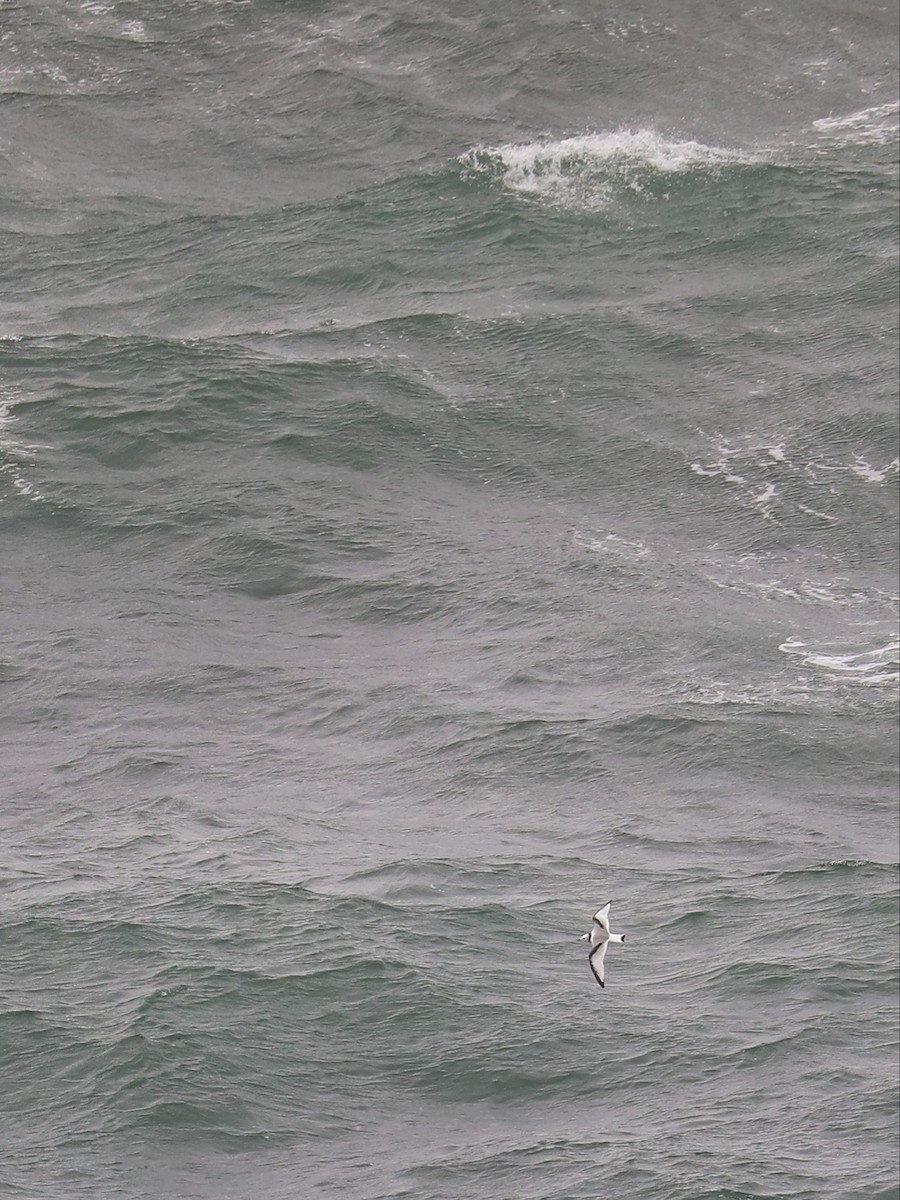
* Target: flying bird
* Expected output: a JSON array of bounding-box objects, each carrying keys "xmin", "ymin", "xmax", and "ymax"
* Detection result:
[{"xmin": 580, "ymin": 901, "xmax": 625, "ymax": 989}]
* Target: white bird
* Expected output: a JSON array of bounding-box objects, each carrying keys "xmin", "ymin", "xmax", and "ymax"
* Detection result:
[{"xmin": 580, "ymin": 901, "xmax": 626, "ymax": 989}]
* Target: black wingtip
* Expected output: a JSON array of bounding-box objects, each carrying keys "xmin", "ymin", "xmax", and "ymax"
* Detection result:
[{"xmin": 598, "ymin": 978, "xmax": 605, "ymax": 989}]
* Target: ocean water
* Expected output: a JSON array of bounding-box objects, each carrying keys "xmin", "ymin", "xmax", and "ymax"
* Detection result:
[{"xmin": 1, "ymin": 2, "xmax": 898, "ymax": 1198}]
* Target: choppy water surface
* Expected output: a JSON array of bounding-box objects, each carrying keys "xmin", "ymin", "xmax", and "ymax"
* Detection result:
[{"xmin": 1, "ymin": 2, "xmax": 898, "ymax": 1198}]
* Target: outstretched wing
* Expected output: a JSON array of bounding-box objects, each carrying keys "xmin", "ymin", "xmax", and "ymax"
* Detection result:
[
  {"xmin": 592, "ymin": 902, "xmax": 611, "ymax": 933},
  {"xmin": 589, "ymin": 921, "xmax": 609, "ymax": 948},
  {"xmin": 588, "ymin": 940, "xmax": 608, "ymax": 989}
]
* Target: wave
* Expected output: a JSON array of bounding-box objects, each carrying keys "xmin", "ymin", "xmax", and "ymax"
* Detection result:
[
  {"xmin": 458, "ymin": 110, "xmax": 899, "ymax": 216},
  {"xmin": 458, "ymin": 128, "xmax": 755, "ymax": 209},
  {"xmin": 778, "ymin": 636, "xmax": 899, "ymax": 687},
  {"xmin": 688, "ymin": 430, "xmax": 900, "ymax": 545},
  {"xmin": 813, "ymin": 101, "xmax": 900, "ymax": 147},
  {"xmin": 767, "ymin": 858, "xmax": 900, "ymax": 881},
  {"xmin": 0, "ymin": 394, "xmax": 47, "ymax": 504}
]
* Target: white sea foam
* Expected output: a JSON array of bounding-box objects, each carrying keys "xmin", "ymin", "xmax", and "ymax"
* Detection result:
[
  {"xmin": 848, "ymin": 455, "xmax": 899, "ymax": 484},
  {"xmin": 813, "ymin": 101, "xmax": 900, "ymax": 146},
  {"xmin": 704, "ymin": 563, "xmax": 898, "ymax": 611},
  {"xmin": 119, "ymin": 20, "xmax": 149, "ymax": 42},
  {"xmin": 572, "ymin": 530, "xmax": 650, "ymax": 561},
  {"xmin": 0, "ymin": 398, "xmax": 46, "ymax": 503},
  {"xmin": 806, "ymin": 454, "xmax": 899, "ymax": 486},
  {"xmin": 689, "ymin": 632, "xmax": 900, "ymax": 709},
  {"xmin": 68, "ymin": 1, "xmax": 150, "ymax": 45},
  {"xmin": 796, "ymin": 502, "xmax": 838, "ymax": 523},
  {"xmin": 752, "ymin": 482, "xmax": 778, "ymax": 517},
  {"xmin": 690, "ymin": 433, "xmax": 898, "ymax": 525},
  {"xmin": 690, "ymin": 440, "xmax": 749, "ymax": 488},
  {"xmin": 779, "ymin": 636, "xmax": 900, "ymax": 686},
  {"xmin": 604, "ymin": 17, "xmax": 678, "ymax": 42},
  {"xmin": 459, "ymin": 129, "xmax": 750, "ymax": 208}
]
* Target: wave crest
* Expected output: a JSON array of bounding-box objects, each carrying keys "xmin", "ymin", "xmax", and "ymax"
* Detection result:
[
  {"xmin": 813, "ymin": 101, "xmax": 900, "ymax": 147},
  {"xmin": 459, "ymin": 129, "xmax": 751, "ymax": 208}
]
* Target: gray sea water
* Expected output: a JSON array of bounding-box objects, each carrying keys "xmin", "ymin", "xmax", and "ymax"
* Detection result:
[{"xmin": 2, "ymin": 2, "xmax": 899, "ymax": 1198}]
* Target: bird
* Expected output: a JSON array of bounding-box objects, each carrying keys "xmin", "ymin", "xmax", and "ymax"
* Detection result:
[{"xmin": 580, "ymin": 901, "xmax": 625, "ymax": 989}]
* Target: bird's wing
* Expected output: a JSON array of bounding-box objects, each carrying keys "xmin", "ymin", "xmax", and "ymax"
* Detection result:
[
  {"xmin": 593, "ymin": 902, "xmax": 611, "ymax": 932},
  {"xmin": 590, "ymin": 922, "xmax": 609, "ymax": 947},
  {"xmin": 588, "ymin": 940, "xmax": 608, "ymax": 989}
]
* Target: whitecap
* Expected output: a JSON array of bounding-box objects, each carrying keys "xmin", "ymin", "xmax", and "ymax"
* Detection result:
[
  {"xmin": 690, "ymin": 431, "xmax": 899, "ymax": 526},
  {"xmin": 796, "ymin": 502, "xmax": 838, "ymax": 523},
  {"xmin": 807, "ymin": 454, "xmax": 898, "ymax": 486},
  {"xmin": 0, "ymin": 397, "xmax": 46, "ymax": 504},
  {"xmin": 703, "ymin": 570, "xmax": 895, "ymax": 610},
  {"xmin": 459, "ymin": 128, "xmax": 751, "ymax": 209},
  {"xmin": 572, "ymin": 530, "xmax": 650, "ymax": 561},
  {"xmin": 813, "ymin": 101, "xmax": 900, "ymax": 146},
  {"xmin": 690, "ymin": 439, "xmax": 754, "ymax": 488},
  {"xmin": 752, "ymin": 482, "xmax": 778, "ymax": 515},
  {"xmin": 779, "ymin": 636, "xmax": 899, "ymax": 686},
  {"xmin": 848, "ymin": 455, "xmax": 899, "ymax": 484},
  {"xmin": 119, "ymin": 20, "xmax": 150, "ymax": 42}
]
